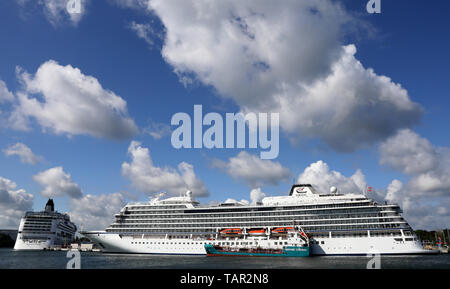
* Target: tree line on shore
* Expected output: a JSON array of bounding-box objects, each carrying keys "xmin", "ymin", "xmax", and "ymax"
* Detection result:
[
  {"xmin": 415, "ymin": 229, "xmax": 450, "ymax": 244},
  {"xmin": 0, "ymin": 233, "xmax": 14, "ymax": 248}
]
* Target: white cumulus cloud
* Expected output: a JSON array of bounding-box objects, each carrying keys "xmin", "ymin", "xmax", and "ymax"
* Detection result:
[
  {"xmin": 129, "ymin": 21, "xmax": 161, "ymax": 48},
  {"xmin": 0, "ymin": 80, "xmax": 15, "ymax": 123},
  {"xmin": 297, "ymin": 160, "xmax": 367, "ymax": 195},
  {"xmin": 378, "ymin": 130, "xmax": 450, "ymax": 229},
  {"xmin": 33, "ymin": 166, "xmax": 83, "ymax": 199},
  {"xmin": 144, "ymin": 120, "xmax": 171, "ymax": 140},
  {"xmin": 250, "ymin": 188, "xmax": 266, "ymax": 205},
  {"xmin": 383, "ymin": 178, "xmax": 450, "ymax": 230},
  {"xmin": 3, "ymin": 143, "xmax": 42, "ymax": 165},
  {"xmin": 385, "ymin": 179, "xmax": 404, "ymax": 204},
  {"xmin": 212, "ymin": 151, "xmax": 291, "ymax": 188},
  {"xmin": 379, "ymin": 129, "xmax": 450, "ymax": 197},
  {"xmin": 271, "ymin": 45, "xmax": 423, "ymax": 152},
  {"xmin": 0, "ymin": 176, "xmax": 34, "ymax": 229},
  {"xmin": 379, "ymin": 129, "xmax": 438, "ymax": 175},
  {"xmin": 139, "ymin": 0, "xmax": 422, "ymax": 152},
  {"xmin": 69, "ymin": 192, "xmax": 126, "ymax": 231},
  {"xmin": 121, "ymin": 141, "xmax": 209, "ymax": 197},
  {"xmin": 0, "ymin": 80, "xmax": 14, "ymax": 103},
  {"xmin": 11, "ymin": 60, "xmax": 138, "ymax": 140}
]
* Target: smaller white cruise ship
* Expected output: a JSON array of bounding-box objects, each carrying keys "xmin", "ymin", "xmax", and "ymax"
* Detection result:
[{"xmin": 14, "ymin": 199, "xmax": 77, "ymax": 250}]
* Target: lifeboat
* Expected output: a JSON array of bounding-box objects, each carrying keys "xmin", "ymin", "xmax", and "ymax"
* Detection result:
[
  {"xmin": 271, "ymin": 227, "xmax": 294, "ymax": 235},
  {"xmin": 220, "ymin": 228, "xmax": 243, "ymax": 235},
  {"xmin": 248, "ymin": 229, "xmax": 266, "ymax": 236}
]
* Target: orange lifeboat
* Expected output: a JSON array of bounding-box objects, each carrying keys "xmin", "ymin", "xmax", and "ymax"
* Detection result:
[
  {"xmin": 220, "ymin": 228, "xmax": 243, "ymax": 235},
  {"xmin": 271, "ymin": 227, "xmax": 294, "ymax": 235},
  {"xmin": 248, "ymin": 229, "xmax": 266, "ymax": 236}
]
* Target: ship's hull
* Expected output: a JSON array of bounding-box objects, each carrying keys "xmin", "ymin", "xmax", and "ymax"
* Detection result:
[
  {"xmin": 13, "ymin": 236, "xmax": 52, "ymax": 250},
  {"xmin": 13, "ymin": 233, "xmax": 75, "ymax": 250},
  {"xmin": 84, "ymin": 232, "xmax": 206, "ymax": 255},
  {"xmin": 310, "ymin": 236, "xmax": 437, "ymax": 255},
  {"xmin": 84, "ymin": 232, "xmax": 436, "ymax": 256}
]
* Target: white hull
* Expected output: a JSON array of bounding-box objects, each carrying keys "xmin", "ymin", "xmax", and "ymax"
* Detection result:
[
  {"xmin": 13, "ymin": 237, "xmax": 53, "ymax": 250},
  {"xmin": 86, "ymin": 232, "xmax": 207, "ymax": 255},
  {"xmin": 85, "ymin": 232, "xmax": 434, "ymax": 256},
  {"xmin": 310, "ymin": 236, "xmax": 432, "ymax": 255},
  {"xmin": 13, "ymin": 232, "xmax": 74, "ymax": 250}
]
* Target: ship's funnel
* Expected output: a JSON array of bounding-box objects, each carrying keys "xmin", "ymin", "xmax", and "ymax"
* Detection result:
[
  {"xmin": 290, "ymin": 184, "xmax": 318, "ymax": 196},
  {"xmin": 45, "ymin": 199, "xmax": 55, "ymax": 212}
]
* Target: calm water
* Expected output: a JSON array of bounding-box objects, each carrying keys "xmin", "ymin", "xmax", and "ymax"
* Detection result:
[{"xmin": 0, "ymin": 248, "xmax": 449, "ymax": 269}]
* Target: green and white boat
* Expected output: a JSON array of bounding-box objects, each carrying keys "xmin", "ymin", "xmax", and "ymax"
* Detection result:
[{"xmin": 205, "ymin": 227, "xmax": 310, "ymax": 257}]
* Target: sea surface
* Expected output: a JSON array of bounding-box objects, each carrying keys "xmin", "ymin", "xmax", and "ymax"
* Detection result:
[{"xmin": 0, "ymin": 248, "xmax": 449, "ymax": 269}]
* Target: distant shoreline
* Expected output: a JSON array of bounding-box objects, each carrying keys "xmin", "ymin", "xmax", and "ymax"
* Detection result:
[{"xmin": 0, "ymin": 232, "xmax": 16, "ymax": 248}]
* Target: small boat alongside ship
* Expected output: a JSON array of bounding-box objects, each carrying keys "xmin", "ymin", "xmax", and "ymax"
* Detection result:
[{"xmin": 205, "ymin": 227, "xmax": 310, "ymax": 257}]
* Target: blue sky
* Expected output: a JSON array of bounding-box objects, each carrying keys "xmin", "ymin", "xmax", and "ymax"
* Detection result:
[{"xmin": 0, "ymin": 0, "xmax": 449, "ymax": 230}]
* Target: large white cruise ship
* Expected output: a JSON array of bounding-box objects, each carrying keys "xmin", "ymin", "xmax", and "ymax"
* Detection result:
[
  {"xmin": 83, "ymin": 184, "xmax": 432, "ymax": 256},
  {"xmin": 14, "ymin": 199, "xmax": 77, "ymax": 250}
]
